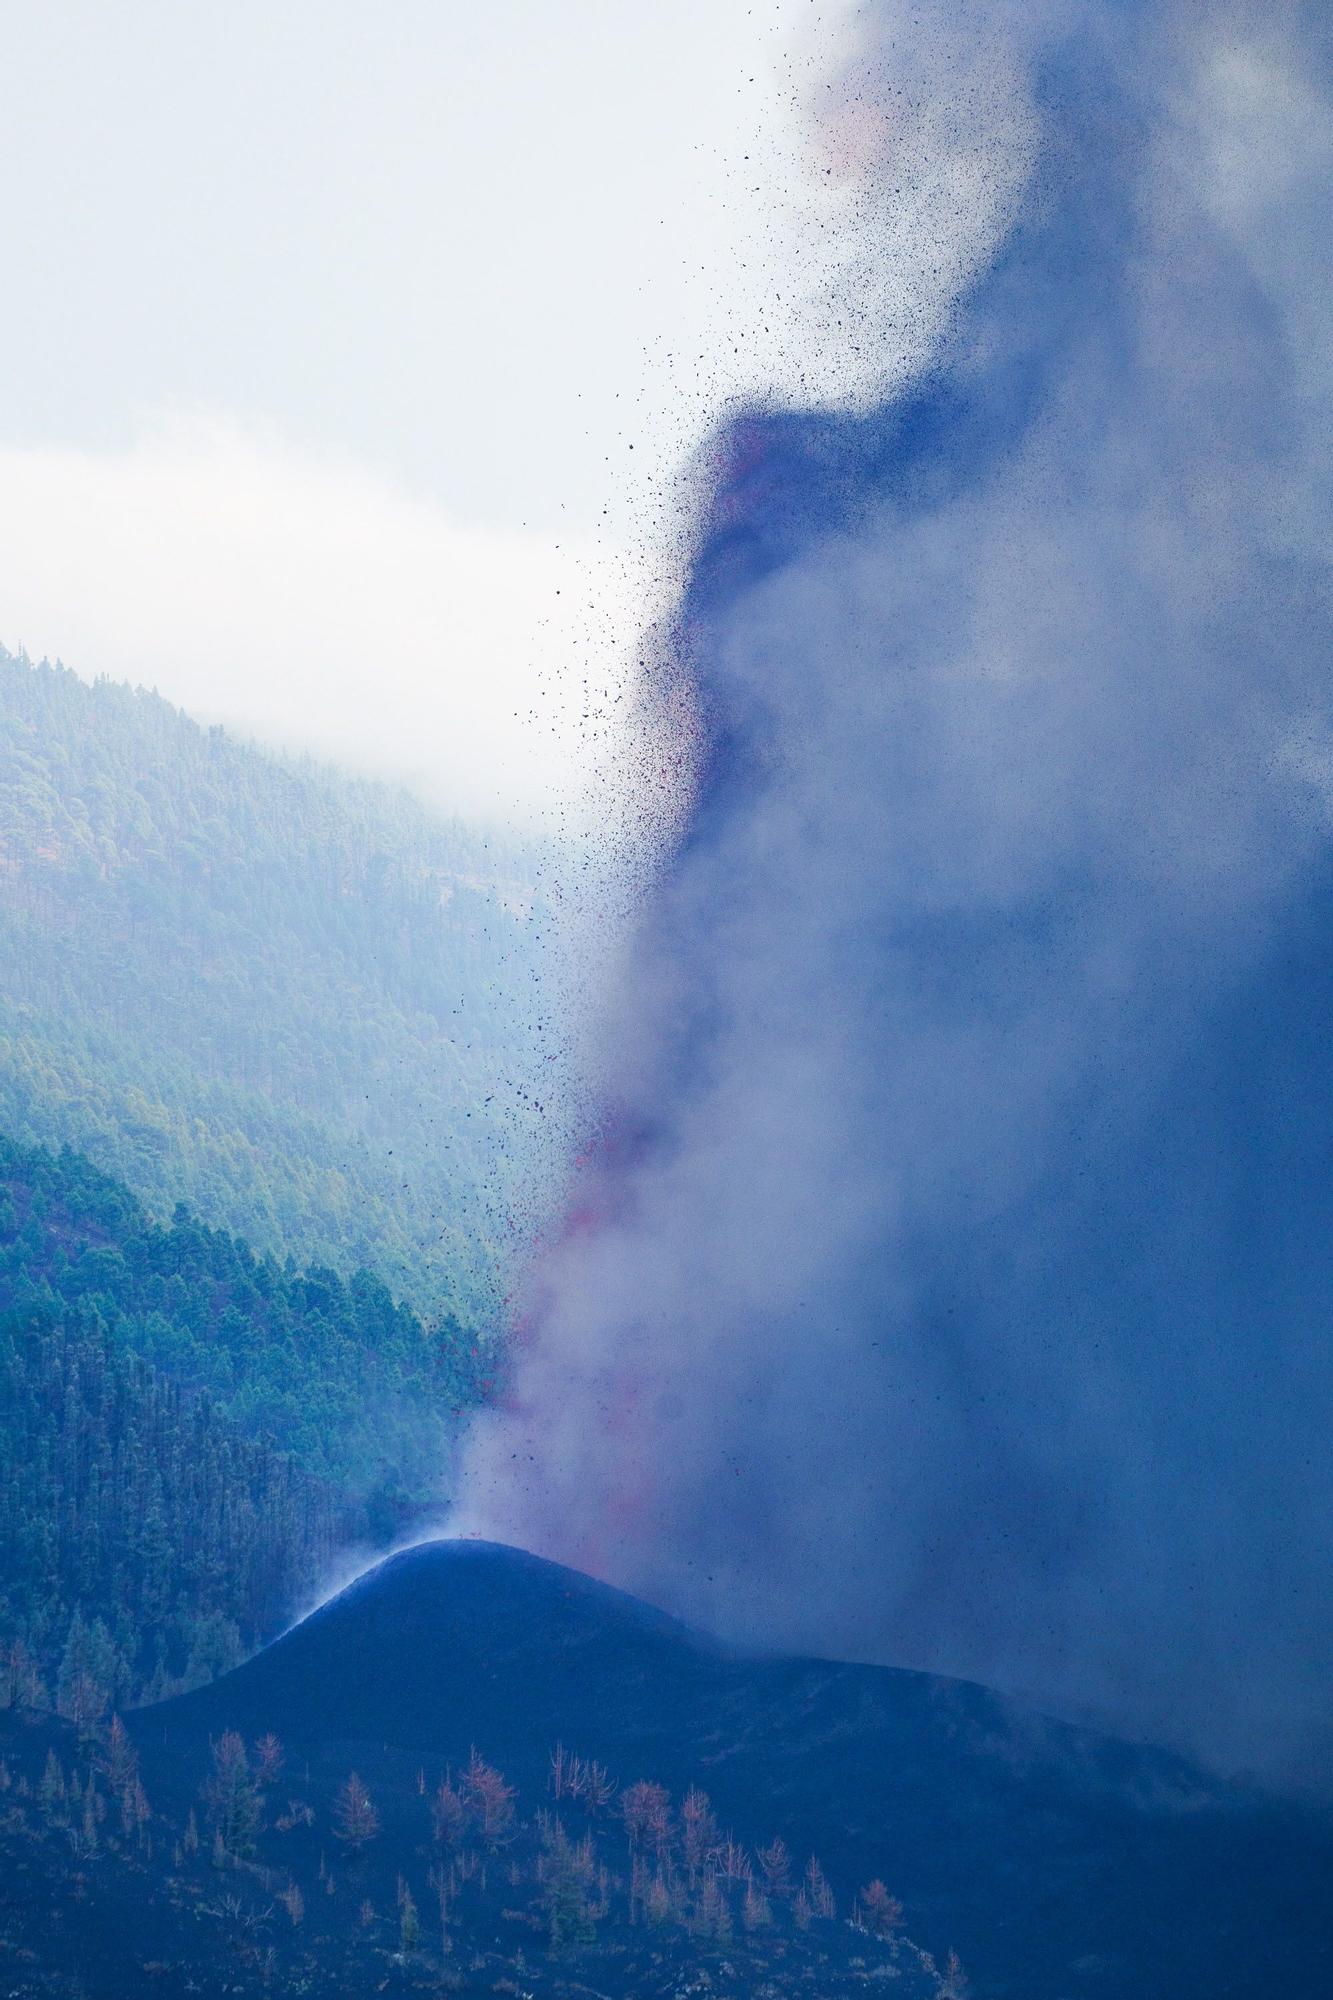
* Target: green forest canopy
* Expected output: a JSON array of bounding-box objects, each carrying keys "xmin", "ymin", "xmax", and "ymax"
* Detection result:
[
  {"xmin": 0, "ymin": 647, "xmax": 563, "ymax": 1330},
  {"xmin": 0, "ymin": 1132, "xmax": 479, "ymax": 1706}
]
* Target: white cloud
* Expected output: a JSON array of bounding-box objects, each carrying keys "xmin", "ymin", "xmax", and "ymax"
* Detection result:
[
  {"xmin": 0, "ymin": 412, "xmax": 632, "ymax": 827},
  {"xmin": 0, "ymin": 4, "xmax": 1037, "ymax": 834}
]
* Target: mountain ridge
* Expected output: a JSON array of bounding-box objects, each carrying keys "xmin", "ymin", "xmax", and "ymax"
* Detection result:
[
  {"xmin": 0, "ymin": 646, "xmax": 558, "ymax": 1327},
  {"xmin": 132, "ymin": 1538, "xmax": 1333, "ymax": 2000}
]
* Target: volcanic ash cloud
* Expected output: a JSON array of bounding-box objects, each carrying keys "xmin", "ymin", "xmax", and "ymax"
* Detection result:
[{"xmin": 458, "ymin": 0, "xmax": 1333, "ymax": 1783}]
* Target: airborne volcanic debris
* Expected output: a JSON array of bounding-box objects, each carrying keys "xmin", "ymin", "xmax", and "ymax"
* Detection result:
[{"xmin": 459, "ymin": 0, "xmax": 1333, "ymax": 1790}]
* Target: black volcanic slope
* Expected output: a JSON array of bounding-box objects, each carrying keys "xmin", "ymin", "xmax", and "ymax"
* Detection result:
[{"xmin": 137, "ymin": 1538, "xmax": 1332, "ymax": 2000}]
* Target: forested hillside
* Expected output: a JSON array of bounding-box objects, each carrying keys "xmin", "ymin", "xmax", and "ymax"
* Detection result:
[
  {"xmin": 0, "ymin": 648, "xmax": 557, "ymax": 1328},
  {"xmin": 0, "ymin": 1135, "xmax": 479, "ymax": 1707},
  {"xmin": 0, "ymin": 1134, "xmax": 481, "ymax": 1483},
  {"xmin": 0, "ymin": 1301, "xmax": 345, "ymax": 1710}
]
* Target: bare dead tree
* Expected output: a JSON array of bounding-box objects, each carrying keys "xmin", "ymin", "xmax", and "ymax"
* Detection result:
[
  {"xmin": 463, "ymin": 1749, "xmax": 516, "ymax": 1851},
  {"xmin": 758, "ymin": 1836, "xmax": 792, "ymax": 1897}
]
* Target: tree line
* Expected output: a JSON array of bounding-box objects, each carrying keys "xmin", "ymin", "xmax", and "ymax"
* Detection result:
[{"xmin": 0, "ymin": 1133, "xmax": 485, "ymax": 1706}]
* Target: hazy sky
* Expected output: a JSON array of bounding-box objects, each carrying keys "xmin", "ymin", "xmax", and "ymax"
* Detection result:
[{"xmin": 0, "ymin": 0, "xmax": 879, "ymax": 823}]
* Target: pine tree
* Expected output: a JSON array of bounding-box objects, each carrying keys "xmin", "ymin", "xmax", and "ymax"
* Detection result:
[
  {"xmin": 541, "ymin": 1820, "xmax": 595, "ymax": 1951},
  {"xmin": 856, "ymin": 1879, "xmax": 904, "ymax": 1938},
  {"xmin": 3, "ymin": 1638, "xmax": 45, "ymax": 1710},
  {"xmin": 804, "ymin": 1853, "xmax": 836, "ymax": 1919},
  {"xmin": 67, "ymin": 1670, "xmax": 107, "ymax": 1738},
  {"xmin": 463, "ymin": 1750, "xmax": 514, "ymax": 1851},
  {"xmin": 253, "ymin": 1732, "xmax": 284, "ymax": 1785},
  {"xmin": 431, "ymin": 1776, "xmax": 466, "ymax": 1848},
  {"xmin": 98, "ymin": 1713, "xmax": 138, "ymax": 1797},
  {"xmin": 681, "ymin": 1786, "xmax": 718, "ymax": 1884},
  {"xmin": 333, "ymin": 1772, "xmax": 380, "ymax": 1851},
  {"xmin": 80, "ymin": 1774, "xmax": 101, "ymax": 1856},
  {"xmin": 203, "ymin": 1730, "xmax": 261, "ymax": 1859},
  {"xmin": 742, "ymin": 1880, "xmax": 771, "ymax": 1931},
  {"xmin": 38, "ymin": 1749, "xmax": 65, "ymax": 1824},
  {"xmin": 621, "ymin": 1779, "xmax": 670, "ymax": 1857},
  {"xmin": 398, "ymin": 1886, "xmax": 420, "ymax": 1951},
  {"xmin": 941, "ymin": 1947, "xmax": 971, "ymax": 1998},
  {"xmin": 121, "ymin": 1776, "xmax": 151, "ymax": 1843}
]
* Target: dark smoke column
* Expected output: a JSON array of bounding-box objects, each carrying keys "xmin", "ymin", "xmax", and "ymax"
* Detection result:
[{"xmin": 459, "ymin": 0, "xmax": 1333, "ymax": 1782}]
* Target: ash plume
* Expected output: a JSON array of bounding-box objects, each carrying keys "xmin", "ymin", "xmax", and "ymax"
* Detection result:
[{"xmin": 458, "ymin": 0, "xmax": 1333, "ymax": 1782}]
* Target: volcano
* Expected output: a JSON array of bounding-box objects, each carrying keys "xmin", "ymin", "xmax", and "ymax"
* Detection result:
[{"xmin": 125, "ymin": 1539, "xmax": 1331, "ymax": 1998}]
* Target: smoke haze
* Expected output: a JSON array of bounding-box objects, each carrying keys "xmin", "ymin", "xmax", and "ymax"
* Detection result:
[{"xmin": 458, "ymin": 0, "xmax": 1333, "ymax": 1783}]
